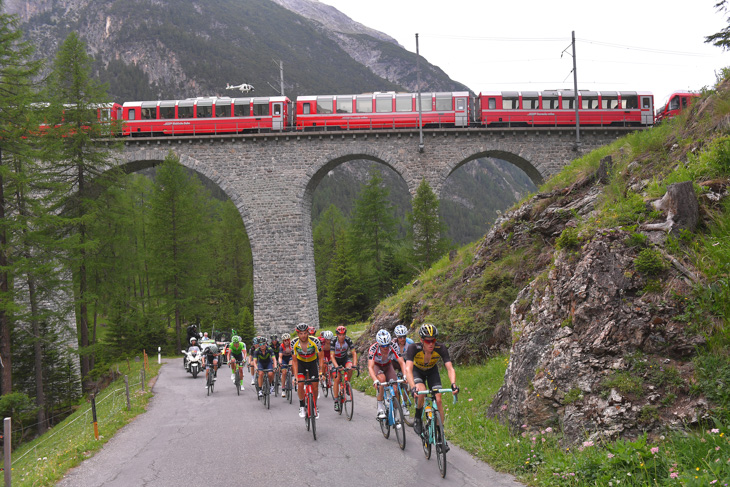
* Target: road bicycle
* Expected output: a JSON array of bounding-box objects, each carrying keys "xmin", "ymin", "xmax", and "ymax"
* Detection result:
[
  {"xmin": 205, "ymin": 363, "xmax": 215, "ymax": 396},
  {"xmin": 273, "ymin": 365, "xmax": 281, "ymax": 397},
  {"xmin": 300, "ymin": 376, "xmax": 320, "ymax": 441},
  {"xmin": 376, "ymin": 378, "xmax": 407, "ymax": 450},
  {"xmin": 396, "ymin": 371, "xmax": 414, "ymax": 426},
  {"xmin": 320, "ymin": 361, "xmax": 332, "ymax": 398},
  {"xmin": 259, "ymin": 368, "xmax": 274, "ymax": 409},
  {"xmin": 230, "ymin": 357, "xmax": 245, "ymax": 395},
  {"xmin": 281, "ymin": 364, "xmax": 293, "ymax": 403},
  {"xmin": 331, "ymin": 365, "xmax": 359, "ymax": 420},
  {"xmin": 417, "ymin": 387, "xmax": 458, "ymax": 478}
]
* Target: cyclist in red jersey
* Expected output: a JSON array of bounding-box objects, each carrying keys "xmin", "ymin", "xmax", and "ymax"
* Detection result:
[{"xmin": 367, "ymin": 329, "xmax": 406, "ymax": 419}]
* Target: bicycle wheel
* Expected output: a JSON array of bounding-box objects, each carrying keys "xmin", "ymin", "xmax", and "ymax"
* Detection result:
[
  {"xmin": 399, "ymin": 384, "xmax": 414, "ymax": 427},
  {"xmin": 207, "ymin": 372, "xmax": 211, "ymax": 396},
  {"xmin": 380, "ymin": 405, "xmax": 391, "ymax": 439},
  {"xmin": 285, "ymin": 372, "xmax": 292, "ymax": 404},
  {"xmin": 323, "ymin": 375, "xmax": 329, "ymax": 398},
  {"xmin": 394, "ymin": 398, "xmax": 406, "ymax": 450},
  {"xmin": 264, "ymin": 376, "xmax": 270, "ymax": 409},
  {"xmin": 434, "ymin": 411, "xmax": 447, "ymax": 478},
  {"xmin": 308, "ymin": 391, "xmax": 317, "ymax": 440},
  {"xmin": 422, "ymin": 417, "xmax": 432, "ymax": 459},
  {"xmin": 274, "ymin": 372, "xmax": 280, "ymax": 397},
  {"xmin": 343, "ymin": 381, "xmax": 354, "ymax": 421}
]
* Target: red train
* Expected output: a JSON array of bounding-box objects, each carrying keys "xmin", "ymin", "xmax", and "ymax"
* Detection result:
[
  {"xmin": 654, "ymin": 91, "xmax": 700, "ymax": 123},
  {"xmin": 97, "ymin": 89, "xmax": 658, "ymax": 137}
]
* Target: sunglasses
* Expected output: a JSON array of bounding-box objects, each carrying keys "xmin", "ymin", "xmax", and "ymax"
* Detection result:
[{"xmin": 423, "ymin": 339, "xmax": 436, "ymax": 344}]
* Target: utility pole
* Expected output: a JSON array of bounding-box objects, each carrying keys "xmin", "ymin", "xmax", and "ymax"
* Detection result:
[
  {"xmin": 268, "ymin": 59, "xmax": 285, "ymax": 96},
  {"xmin": 572, "ymin": 31, "xmax": 580, "ymax": 150},
  {"xmin": 415, "ymin": 33, "xmax": 424, "ymax": 153}
]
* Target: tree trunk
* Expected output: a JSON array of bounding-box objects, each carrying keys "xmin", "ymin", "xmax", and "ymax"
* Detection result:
[
  {"xmin": 0, "ymin": 155, "xmax": 11, "ymax": 394},
  {"xmin": 78, "ymin": 165, "xmax": 91, "ymax": 389},
  {"xmin": 27, "ymin": 276, "xmax": 47, "ymax": 434}
]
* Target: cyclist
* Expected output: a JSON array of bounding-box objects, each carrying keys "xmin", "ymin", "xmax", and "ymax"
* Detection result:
[
  {"xmin": 405, "ymin": 323, "xmax": 459, "ymax": 444},
  {"xmin": 291, "ymin": 322, "xmax": 324, "ymax": 419},
  {"xmin": 249, "ymin": 337, "xmax": 260, "ymax": 386},
  {"xmin": 253, "ymin": 337, "xmax": 278, "ymax": 397},
  {"xmin": 367, "ymin": 329, "xmax": 406, "ymax": 419},
  {"xmin": 202, "ymin": 344, "xmax": 220, "ymax": 388},
  {"xmin": 391, "ymin": 325, "xmax": 414, "ymax": 375},
  {"xmin": 278, "ymin": 333, "xmax": 294, "ymax": 399},
  {"xmin": 226, "ymin": 335, "xmax": 247, "ymax": 390},
  {"xmin": 270, "ymin": 334, "xmax": 281, "ymax": 356},
  {"xmin": 331, "ymin": 325, "xmax": 357, "ymax": 412}
]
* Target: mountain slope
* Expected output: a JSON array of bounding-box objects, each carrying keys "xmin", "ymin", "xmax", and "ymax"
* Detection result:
[{"xmin": 5, "ymin": 0, "xmax": 467, "ymax": 100}]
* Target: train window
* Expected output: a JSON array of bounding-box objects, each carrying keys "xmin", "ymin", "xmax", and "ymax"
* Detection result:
[
  {"xmin": 127, "ymin": 109, "xmax": 136, "ymax": 121},
  {"xmin": 357, "ymin": 96, "xmax": 372, "ymax": 113},
  {"xmin": 523, "ymin": 98, "xmax": 538, "ymax": 109},
  {"xmin": 623, "ymin": 96, "xmax": 638, "ymax": 109},
  {"xmin": 160, "ymin": 106, "xmax": 175, "ymax": 119},
  {"xmin": 418, "ymin": 94, "xmax": 433, "ymax": 111},
  {"xmin": 178, "ymin": 105, "xmax": 194, "ymax": 118},
  {"xmin": 668, "ymin": 97, "xmax": 680, "ymax": 111},
  {"xmin": 435, "ymin": 95, "xmax": 451, "ymax": 111},
  {"xmin": 100, "ymin": 108, "xmax": 110, "ymax": 121},
  {"xmin": 376, "ymin": 96, "xmax": 392, "ymax": 113},
  {"xmin": 601, "ymin": 97, "xmax": 619, "ymax": 109},
  {"xmin": 234, "ymin": 102, "xmax": 251, "ymax": 117},
  {"xmin": 562, "ymin": 98, "xmax": 574, "ymax": 110},
  {"xmin": 197, "ymin": 104, "xmax": 212, "ymax": 118},
  {"xmin": 503, "ymin": 98, "xmax": 518, "ymax": 109},
  {"xmin": 317, "ymin": 97, "xmax": 333, "ymax": 114},
  {"xmin": 396, "ymin": 95, "xmax": 412, "ymax": 112},
  {"xmin": 215, "ymin": 103, "xmax": 231, "ymax": 118},
  {"xmin": 273, "ymin": 104, "xmax": 281, "ymax": 116},
  {"xmin": 141, "ymin": 107, "xmax": 155, "ymax": 120},
  {"xmin": 581, "ymin": 97, "xmax": 598, "ymax": 109},
  {"xmin": 542, "ymin": 98, "xmax": 558, "ymax": 109},
  {"xmin": 117, "ymin": 107, "xmax": 123, "ymax": 120},
  {"xmin": 302, "ymin": 103, "xmax": 311, "ymax": 115},
  {"xmin": 487, "ymin": 98, "xmax": 496, "ymax": 109},
  {"xmin": 336, "ymin": 97, "xmax": 353, "ymax": 113},
  {"xmin": 253, "ymin": 102, "xmax": 269, "ymax": 116}
]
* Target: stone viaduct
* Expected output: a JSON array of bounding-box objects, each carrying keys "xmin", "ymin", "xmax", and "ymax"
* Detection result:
[{"xmin": 119, "ymin": 126, "xmax": 635, "ymax": 335}]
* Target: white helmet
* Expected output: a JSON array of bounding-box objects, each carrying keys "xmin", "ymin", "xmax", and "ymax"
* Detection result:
[
  {"xmin": 323, "ymin": 330, "xmax": 334, "ymax": 340},
  {"xmin": 394, "ymin": 325, "xmax": 408, "ymax": 337},
  {"xmin": 376, "ymin": 329, "xmax": 391, "ymax": 346}
]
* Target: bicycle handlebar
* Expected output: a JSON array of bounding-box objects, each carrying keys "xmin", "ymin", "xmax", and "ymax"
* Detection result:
[{"xmin": 417, "ymin": 388, "xmax": 459, "ymax": 404}]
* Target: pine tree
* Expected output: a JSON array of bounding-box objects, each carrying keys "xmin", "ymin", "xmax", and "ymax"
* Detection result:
[
  {"xmin": 349, "ymin": 171, "xmax": 397, "ymax": 303},
  {"xmin": 238, "ymin": 306, "xmax": 254, "ymax": 348},
  {"xmin": 323, "ymin": 236, "xmax": 367, "ymax": 326},
  {"xmin": 313, "ymin": 204, "xmax": 348, "ymax": 303},
  {"xmin": 408, "ymin": 179, "xmax": 450, "ymax": 269},
  {"xmin": 43, "ymin": 31, "xmax": 122, "ymax": 389}
]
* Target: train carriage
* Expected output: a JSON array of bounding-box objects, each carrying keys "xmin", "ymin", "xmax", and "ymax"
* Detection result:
[
  {"xmin": 478, "ymin": 91, "xmax": 653, "ymax": 127},
  {"xmin": 122, "ymin": 96, "xmax": 290, "ymax": 136},
  {"xmin": 295, "ymin": 91, "xmax": 471, "ymax": 130},
  {"xmin": 655, "ymin": 91, "xmax": 699, "ymax": 123}
]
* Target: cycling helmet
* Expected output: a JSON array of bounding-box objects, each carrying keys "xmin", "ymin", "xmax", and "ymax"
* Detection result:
[
  {"xmin": 323, "ymin": 330, "xmax": 334, "ymax": 340},
  {"xmin": 189, "ymin": 337, "xmax": 197, "ymax": 344},
  {"xmin": 308, "ymin": 326, "xmax": 316, "ymax": 335},
  {"xmin": 336, "ymin": 325, "xmax": 347, "ymax": 335},
  {"xmin": 394, "ymin": 325, "xmax": 408, "ymax": 337},
  {"xmin": 281, "ymin": 333, "xmax": 291, "ymax": 340},
  {"xmin": 231, "ymin": 335, "xmax": 241, "ymax": 343},
  {"xmin": 270, "ymin": 334, "xmax": 278, "ymax": 341},
  {"xmin": 295, "ymin": 322, "xmax": 309, "ymax": 332},
  {"xmin": 208, "ymin": 344, "xmax": 219, "ymax": 354},
  {"xmin": 252, "ymin": 336, "xmax": 260, "ymax": 345},
  {"xmin": 419, "ymin": 323, "xmax": 439, "ymax": 339},
  {"xmin": 376, "ymin": 329, "xmax": 391, "ymax": 346}
]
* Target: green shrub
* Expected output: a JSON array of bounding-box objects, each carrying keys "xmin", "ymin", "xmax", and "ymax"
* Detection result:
[
  {"xmin": 555, "ymin": 227, "xmax": 580, "ymax": 250},
  {"xmin": 634, "ymin": 248, "xmax": 666, "ymax": 276},
  {"xmin": 601, "ymin": 370, "xmax": 644, "ymax": 396},
  {"xmin": 563, "ymin": 387, "xmax": 583, "ymax": 404},
  {"xmin": 625, "ymin": 232, "xmax": 649, "ymax": 249}
]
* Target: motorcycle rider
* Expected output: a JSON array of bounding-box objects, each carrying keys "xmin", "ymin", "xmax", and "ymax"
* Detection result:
[{"xmin": 185, "ymin": 336, "xmax": 201, "ymax": 370}]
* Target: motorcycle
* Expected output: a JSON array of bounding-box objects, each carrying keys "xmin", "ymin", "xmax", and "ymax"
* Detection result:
[{"xmin": 182, "ymin": 348, "xmax": 203, "ymax": 378}]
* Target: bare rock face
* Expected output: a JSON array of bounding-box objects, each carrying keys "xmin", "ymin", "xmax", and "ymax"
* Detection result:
[{"xmin": 488, "ymin": 229, "xmax": 706, "ymax": 443}]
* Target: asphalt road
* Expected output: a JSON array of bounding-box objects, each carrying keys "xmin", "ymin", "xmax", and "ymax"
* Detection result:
[{"xmin": 57, "ymin": 361, "xmax": 523, "ymax": 487}]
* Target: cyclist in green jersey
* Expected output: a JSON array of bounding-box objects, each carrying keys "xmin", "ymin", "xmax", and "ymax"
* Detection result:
[{"xmin": 227, "ymin": 335, "xmax": 247, "ymax": 389}]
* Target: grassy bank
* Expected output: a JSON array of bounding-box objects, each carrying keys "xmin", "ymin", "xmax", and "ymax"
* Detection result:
[{"xmin": 2, "ymin": 359, "xmax": 161, "ymax": 486}]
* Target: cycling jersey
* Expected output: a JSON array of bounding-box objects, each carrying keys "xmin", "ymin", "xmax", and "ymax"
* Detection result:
[
  {"xmin": 279, "ymin": 343, "xmax": 293, "ymax": 357},
  {"xmin": 229, "ymin": 342, "xmax": 246, "ymax": 354},
  {"xmin": 291, "ymin": 337, "xmax": 322, "ymax": 362},
  {"xmin": 253, "ymin": 346, "xmax": 276, "ymax": 361},
  {"xmin": 392, "ymin": 337, "xmax": 413, "ymax": 357},
  {"xmin": 367, "ymin": 342, "xmax": 400, "ymax": 366},
  {"xmin": 331, "ymin": 336, "xmax": 354, "ymax": 359},
  {"xmin": 405, "ymin": 342, "xmax": 451, "ymax": 371}
]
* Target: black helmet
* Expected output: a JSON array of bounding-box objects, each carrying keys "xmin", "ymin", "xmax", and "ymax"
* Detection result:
[
  {"xmin": 270, "ymin": 334, "xmax": 278, "ymax": 341},
  {"xmin": 208, "ymin": 344, "xmax": 219, "ymax": 354},
  {"xmin": 295, "ymin": 322, "xmax": 308, "ymax": 332},
  {"xmin": 418, "ymin": 323, "xmax": 438, "ymax": 339}
]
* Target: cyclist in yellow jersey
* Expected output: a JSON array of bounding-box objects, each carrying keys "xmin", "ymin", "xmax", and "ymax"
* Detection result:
[
  {"xmin": 405, "ymin": 323, "xmax": 459, "ymax": 439},
  {"xmin": 291, "ymin": 322, "xmax": 325, "ymax": 419}
]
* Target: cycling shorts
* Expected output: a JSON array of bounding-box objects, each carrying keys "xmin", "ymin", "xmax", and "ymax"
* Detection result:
[
  {"xmin": 256, "ymin": 358, "xmax": 273, "ymax": 371},
  {"xmin": 373, "ymin": 361, "xmax": 397, "ymax": 383},
  {"xmin": 296, "ymin": 358, "xmax": 319, "ymax": 381},
  {"xmin": 322, "ymin": 350, "xmax": 331, "ymax": 361},
  {"xmin": 280, "ymin": 354, "xmax": 292, "ymax": 366},
  {"xmin": 332, "ymin": 356, "xmax": 352, "ymax": 370},
  {"xmin": 230, "ymin": 352, "xmax": 244, "ymax": 363},
  {"xmin": 413, "ymin": 365, "xmax": 442, "ymax": 390}
]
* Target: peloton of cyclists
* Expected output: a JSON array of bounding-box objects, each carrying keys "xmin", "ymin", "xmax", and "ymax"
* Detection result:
[
  {"xmin": 367, "ymin": 329, "xmax": 406, "ymax": 419},
  {"xmin": 405, "ymin": 323, "xmax": 459, "ymax": 448},
  {"xmin": 291, "ymin": 322, "xmax": 324, "ymax": 419},
  {"xmin": 331, "ymin": 325, "xmax": 357, "ymax": 412}
]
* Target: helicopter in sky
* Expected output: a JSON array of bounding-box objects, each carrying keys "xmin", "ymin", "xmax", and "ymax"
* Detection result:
[{"xmin": 226, "ymin": 83, "xmax": 255, "ymax": 93}]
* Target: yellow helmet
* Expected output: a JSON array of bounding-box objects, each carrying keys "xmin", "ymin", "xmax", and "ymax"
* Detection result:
[{"xmin": 418, "ymin": 323, "xmax": 438, "ymax": 338}]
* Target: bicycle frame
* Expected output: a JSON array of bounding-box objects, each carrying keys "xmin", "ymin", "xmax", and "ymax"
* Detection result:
[{"xmin": 417, "ymin": 388, "xmax": 458, "ymax": 478}]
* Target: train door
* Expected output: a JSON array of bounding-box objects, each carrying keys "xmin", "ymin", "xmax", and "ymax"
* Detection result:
[
  {"xmin": 455, "ymin": 96, "xmax": 468, "ymax": 127},
  {"xmin": 640, "ymin": 95, "xmax": 653, "ymax": 125},
  {"xmin": 272, "ymin": 102, "xmax": 284, "ymax": 131}
]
